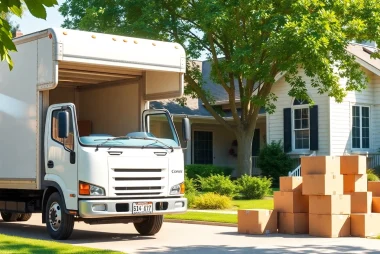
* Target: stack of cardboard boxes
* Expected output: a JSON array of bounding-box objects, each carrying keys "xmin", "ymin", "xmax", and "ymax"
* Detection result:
[
  {"xmin": 302, "ymin": 156, "xmax": 350, "ymax": 237},
  {"xmin": 237, "ymin": 155, "xmax": 380, "ymax": 238}
]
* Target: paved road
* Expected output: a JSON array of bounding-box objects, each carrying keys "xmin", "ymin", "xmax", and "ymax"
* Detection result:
[{"xmin": 1, "ymin": 215, "xmax": 380, "ymax": 253}]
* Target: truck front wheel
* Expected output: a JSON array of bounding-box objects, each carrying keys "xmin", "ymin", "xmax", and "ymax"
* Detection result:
[
  {"xmin": 45, "ymin": 192, "xmax": 74, "ymax": 240},
  {"xmin": 134, "ymin": 215, "xmax": 163, "ymax": 236},
  {"xmin": 1, "ymin": 212, "xmax": 19, "ymax": 222}
]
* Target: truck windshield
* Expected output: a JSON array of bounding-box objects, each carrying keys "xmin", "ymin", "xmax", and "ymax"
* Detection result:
[{"xmin": 78, "ymin": 111, "xmax": 180, "ymax": 149}]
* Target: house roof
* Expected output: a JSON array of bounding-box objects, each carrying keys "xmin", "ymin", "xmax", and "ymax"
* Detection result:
[{"xmin": 347, "ymin": 43, "xmax": 380, "ymax": 75}]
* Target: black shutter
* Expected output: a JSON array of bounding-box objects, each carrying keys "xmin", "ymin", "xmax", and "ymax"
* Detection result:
[
  {"xmin": 283, "ymin": 108, "xmax": 292, "ymax": 152},
  {"xmin": 310, "ymin": 105, "xmax": 319, "ymax": 150}
]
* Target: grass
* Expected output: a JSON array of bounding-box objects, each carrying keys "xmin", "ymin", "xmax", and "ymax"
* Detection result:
[
  {"xmin": 0, "ymin": 234, "xmax": 122, "ymax": 254},
  {"xmin": 231, "ymin": 199, "xmax": 273, "ymax": 210},
  {"xmin": 165, "ymin": 212, "xmax": 237, "ymax": 224},
  {"xmin": 165, "ymin": 197, "xmax": 274, "ymax": 224}
]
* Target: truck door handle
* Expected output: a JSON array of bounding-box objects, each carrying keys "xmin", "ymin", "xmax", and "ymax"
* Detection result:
[{"xmin": 47, "ymin": 161, "xmax": 54, "ymax": 168}]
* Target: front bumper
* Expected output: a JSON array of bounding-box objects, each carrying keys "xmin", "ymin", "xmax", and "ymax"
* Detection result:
[{"xmin": 78, "ymin": 197, "xmax": 187, "ymax": 218}]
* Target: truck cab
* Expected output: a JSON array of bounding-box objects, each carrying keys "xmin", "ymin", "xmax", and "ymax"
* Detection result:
[{"xmin": 0, "ymin": 28, "xmax": 190, "ymax": 240}]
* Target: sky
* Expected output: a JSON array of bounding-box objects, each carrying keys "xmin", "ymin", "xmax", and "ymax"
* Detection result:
[{"xmin": 10, "ymin": 0, "xmax": 65, "ymax": 35}]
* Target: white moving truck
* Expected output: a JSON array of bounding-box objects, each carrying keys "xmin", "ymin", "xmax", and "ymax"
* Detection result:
[{"xmin": 0, "ymin": 28, "xmax": 190, "ymax": 240}]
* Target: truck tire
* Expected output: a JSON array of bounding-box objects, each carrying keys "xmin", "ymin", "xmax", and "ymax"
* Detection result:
[
  {"xmin": 134, "ymin": 215, "xmax": 163, "ymax": 236},
  {"xmin": 18, "ymin": 213, "xmax": 32, "ymax": 221},
  {"xmin": 45, "ymin": 192, "xmax": 74, "ymax": 240},
  {"xmin": 1, "ymin": 212, "xmax": 20, "ymax": 222}
]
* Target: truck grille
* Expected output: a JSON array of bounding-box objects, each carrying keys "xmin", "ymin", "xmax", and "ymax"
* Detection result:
[{"xmin": 110, "ymin": 168, "xmax": 167, "ymax": 197}]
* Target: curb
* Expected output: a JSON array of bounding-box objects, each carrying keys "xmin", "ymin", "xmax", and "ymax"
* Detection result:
[{"xmin": 164, "ymin": 219, "xmax": 237, "ymax": 227}]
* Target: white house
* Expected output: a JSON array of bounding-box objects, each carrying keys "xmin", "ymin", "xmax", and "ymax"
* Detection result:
[{"xmin": 151, "ymin": 42, "xmax": 380, "ymax": 174}]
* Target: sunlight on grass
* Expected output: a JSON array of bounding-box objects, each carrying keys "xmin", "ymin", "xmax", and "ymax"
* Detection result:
[
  {"xmin": 231, "ymin": 199, "xmax": 274, "ymax": 210},
  {"xmin": 0, "ymin": 234, "xmax": 122, "ymax": 254},
  {"xmin": 165, "ymin": 212, "xmax": 237, "ymax": 224}
]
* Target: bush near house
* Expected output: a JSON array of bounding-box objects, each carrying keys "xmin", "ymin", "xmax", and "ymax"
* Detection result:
[
  {"xmin": 184, "ymin": 174, "xmax": 272, "ymax": 209},
  {"xmin": 198, "ymin": 174, "xmax": 238, "ymax": 197},
  {"xmin": 193, "ymin": 192, "xmax": 232, "ymax": 209},
  {"xmin": 236, "ymin": 174, "xmax": 272, "ymax": 199},
  {"xmin": 367, "ymin": 169, "xmax": 380, "ymax": 181},
  {"xmin": 185, "ymin": 164, "xmax": 233, "ymax": 179},
  {"xmin": 257, "ymin": 140, "xmax": 293, "ymax": 187}
]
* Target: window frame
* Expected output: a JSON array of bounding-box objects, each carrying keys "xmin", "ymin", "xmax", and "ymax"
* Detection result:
[
  {"xmin": 351, "ymin": 105, "xmax": 371, "ymax": 150},
  {"xmin": 292, "ymin": 101, "xmax": 310, "ymax": 152},
  {"xmin": 192, "ymin": 129, "xmax": 214, "ymax": 165},
  {"xmin": 51, "ymin": 108, "xmax": 75, "ymax": 151}
]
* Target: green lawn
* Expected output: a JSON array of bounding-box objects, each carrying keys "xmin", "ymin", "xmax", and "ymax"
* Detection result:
[
  {"xmin": 165, "ymin": 198, "xmax": 274, "ymax": 224},
  {"xmin": 0, "ymin": 234, "xmax": 122, "ymax": 254},
  {"xmin": 165, "ymin": 212, "xmax": 237, "ymax": 224},
  {"xmin": 230, "ymin": 199, "xmax": 274, "ymax": 210}
]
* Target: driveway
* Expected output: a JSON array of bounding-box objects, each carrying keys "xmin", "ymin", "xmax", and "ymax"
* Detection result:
[{"xmin": 1, "ymin": 216, "xmax": 380, "ymax": 253}]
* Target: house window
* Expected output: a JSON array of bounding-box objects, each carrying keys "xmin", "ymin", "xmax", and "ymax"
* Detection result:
[
  {"xmin": 293, "ymin": 98, "xmax": 309, "ymax": 150},
  {"xmin": 193, "ymin": 131, "xmax": 213, "ymax": 164},
  {"xmin": 352, "ymin": 106, "xmax": 370, "ymax": 149}
]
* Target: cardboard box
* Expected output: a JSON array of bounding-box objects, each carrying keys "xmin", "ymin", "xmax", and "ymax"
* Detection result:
[
  {"xmin": 350, "ymin": 192, "xmax": 372, "ymax": 213},
  {"xmin": 280, "ymin": 176, "xmax": 302, "ymax": 192},
  {"xmin": 343, "ymin": 174, "xmax": 367, "ymax": 193},
  {"xmin": 309, "ymin": 195, "xmax": 350, "ymax": 215},
  {"xmin": 368, "ymin": 182, "xmax": 380, "ymax": 197},
  {"xmin": 372, "ymin": 197, "xmax": 380, "ymax": 213},
  {"xmin": 302, "ymin": 174, "xmax": 343, "ymax": 196},
  {"xmin": 301, "ymin": 156, "xmax": 340, "ymax": 176},
  {"xmin": 238, "ymin": 209, "xmax": 277, "ymax": 235},
  {"xmin": 309, "ymin": 214, "xmax": 350, "ymax": 237},
  {"xmin": 351, "ymin": 213, "xmax": 380, "ymax": 237},
  {"xmin": 274, "ymin": 191, "xmax": 309, "ymax": 213},
  {"xmin": 340, "ymin": 155, "xmax": 366, "ymax": 175},
  {"xmin": 278, "ymin": 213, "xmax": 308, "ymax": 234}
]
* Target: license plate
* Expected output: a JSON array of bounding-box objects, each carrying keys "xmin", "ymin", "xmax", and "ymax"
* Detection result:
[{"xmin": 132, "ymin": 202, "xmax": 153, "ymax": 214}]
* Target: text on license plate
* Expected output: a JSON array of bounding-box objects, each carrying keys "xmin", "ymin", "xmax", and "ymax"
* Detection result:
[{"xmin": 132, "ymin": 202, "xmax": 153, "ymax": 214}]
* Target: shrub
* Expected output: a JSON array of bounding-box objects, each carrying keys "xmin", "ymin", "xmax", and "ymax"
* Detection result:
[
  {"xmin": 184, "ymin": 176, "xmax": 198, "ymax": 208},
  {"xmin": 185, "ymin": 164, "xmax": 233, "ymax": 179},
  {"xmin": 193, "ymin": 193, "xmax": 232, "ymax": 209},
  {"xmin": 198, "ymin": 174, "xmax": 238, "ymax": 197},
  {"xmin": 367, "ymin": 169, "xmax": 380, "ymax": 181},
  {"xmin": 236, "ymin": 175, "xmax": 272, "ymax": 199},
  {"xmin": 185, "ymin": 176, "xmax": 198, "ymax": 195},
  {"xmin": 257, "ymin": 140, "xmax": 293, "ymax": 187}
]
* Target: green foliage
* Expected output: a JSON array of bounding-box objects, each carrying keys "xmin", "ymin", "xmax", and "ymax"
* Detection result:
[
  {"xmin": 184, "ymin": 176, "xmax": 198, "ymax": 208},
  {"xmin": 185, "ymin": 164, "xmax": 233, "ymax": 179},
  {"xmin": 367, "ymin": 169, "xmax": 380, "ymax": 182},
  {"xmin": 0, "ymin": 0, "xmax": 58, "ymax": 70},
  {"xmin": 198, "ymin": 174, "xmax": 237, "ymax": 197},
  {"xmin": 60, "ymin": 0, "xmax": 380, "ymax": 176},
  {"xmin": 236, "ymin": 175, "xmax": 272, "ymax": 199},
  {"xmin": 258, "ymin": 141, "xmax": 293, "ymax": 186},
  {"xmin": 193, "ymin": 193, "xmax": 232, "ymax": 210}
]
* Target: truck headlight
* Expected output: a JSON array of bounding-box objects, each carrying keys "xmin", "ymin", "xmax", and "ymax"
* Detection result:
[
  {"xmin": 170, "ymin": 182, "xmax": 185, "ymax": 195},
  {"xmin": 79, "ymin": 181, "xmax": 106, "ymax": 196}
]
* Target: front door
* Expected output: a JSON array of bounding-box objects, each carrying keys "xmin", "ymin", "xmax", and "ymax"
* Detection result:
[
  {"xmin": 193, "ymin": 131, "xmax": 213, "ymax": 164},
  {"xmin": 46, "ymin": 104, "xmax": 78, "ymax": 210}
]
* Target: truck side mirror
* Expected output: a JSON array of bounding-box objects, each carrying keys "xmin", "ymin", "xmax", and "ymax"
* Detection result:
[
  {"xmin": 58, "ymin": 111, "xmax": 69, "ymax": 139},
  {"xmin": 182, "ymin": 117, "xmax": 191, "ymax": 142}
]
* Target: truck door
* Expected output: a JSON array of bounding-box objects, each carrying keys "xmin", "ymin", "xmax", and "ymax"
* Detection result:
[{"xmin": 45, "ymin": 104, "xmax": 78, "ymax": 210}]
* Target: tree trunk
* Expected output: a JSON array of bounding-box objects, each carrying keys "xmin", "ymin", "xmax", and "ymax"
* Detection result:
[{"xmin": 236, "ymin": 131, "xmax": 254, "ymax": 177}]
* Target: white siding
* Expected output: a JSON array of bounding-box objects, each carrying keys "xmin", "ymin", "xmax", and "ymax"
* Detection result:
[
  {"xmin": 330, "ymin": 68, "xmax": 378, "ymax": 155},
  {"xmin": 267, "ymin": 69, "xmax": 330, "ymax": 155}
]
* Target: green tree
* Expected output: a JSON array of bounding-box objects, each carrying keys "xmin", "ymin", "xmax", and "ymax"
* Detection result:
[
  {"xmin": 0, "ymin": 0, "xmax": 58, "ymax": 70},
  {"xmin": 59, "ymin": 0, "xmax": 380, "ymax": 176}
]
